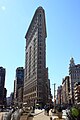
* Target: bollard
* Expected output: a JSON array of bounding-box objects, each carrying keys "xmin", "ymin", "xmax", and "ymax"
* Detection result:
[{"xmin": 50, "ymin": 117, "xmax": 52, "ymax": 120}]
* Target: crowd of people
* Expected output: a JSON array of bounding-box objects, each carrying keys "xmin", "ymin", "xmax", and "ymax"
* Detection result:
[{"xmin": 44, "ymin": 104, "xmax": 80, "ymax": 120}]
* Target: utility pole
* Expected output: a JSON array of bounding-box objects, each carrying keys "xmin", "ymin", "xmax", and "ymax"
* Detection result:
[{"xmin": 54, "ymin": 83, "xmax": 56, "ymax": 112}]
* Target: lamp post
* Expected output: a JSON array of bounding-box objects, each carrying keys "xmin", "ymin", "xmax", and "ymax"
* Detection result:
[{"xmin": 52, "ymin": 83, "xmax": 56, "ymax": 113}]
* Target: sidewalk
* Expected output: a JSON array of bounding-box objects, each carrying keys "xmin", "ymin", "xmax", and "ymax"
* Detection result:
[
  {"xmin": 31, "ymin": 109, "xmax": 44, "ymax": 116},
  {"xmin": 32, "ymin": 110, "xmax": 51, "ymax": 120},
  {"xmin": 0, "ymin": 112, "xmax": 3, "ymax": 120},
  {"xmin": 32, "ymin": 109, "xmax": 66, "ymax": 120},
  {"xmin": 21, "ymin": 109, "xmax": 66, "ymax": 120},
  {"xmin": 0, "ymin": 112, "xmax": 7, "ymax": 120},
  {"xmin": 20, "ymin": 109, "xmax": 45, "ymax": 120}
]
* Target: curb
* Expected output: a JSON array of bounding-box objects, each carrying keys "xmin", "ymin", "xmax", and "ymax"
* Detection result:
[{"xmin": 31, "ymin": 110, "xmax": 44, "ymax": 116}]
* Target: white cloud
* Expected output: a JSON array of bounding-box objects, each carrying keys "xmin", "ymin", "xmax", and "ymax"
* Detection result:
[{"xmin": 1, "ymin": 6, "xmax": 6, "ymax": 11}]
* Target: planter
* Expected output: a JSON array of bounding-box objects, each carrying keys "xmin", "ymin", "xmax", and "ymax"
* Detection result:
[{"xmin": 58, "ymin": 112, "xmax": 62, "ymax": 119}]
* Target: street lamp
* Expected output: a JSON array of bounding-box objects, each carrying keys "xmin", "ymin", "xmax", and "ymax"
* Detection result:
[{"xmin": 52, "ymin": 83, "xmax": 56, "ymax": 113}]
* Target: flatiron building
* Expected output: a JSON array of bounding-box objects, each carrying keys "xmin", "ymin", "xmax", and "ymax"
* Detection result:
[{"xmin": 23, "ymin": 7, "xmax": 51, "ymax": 107}]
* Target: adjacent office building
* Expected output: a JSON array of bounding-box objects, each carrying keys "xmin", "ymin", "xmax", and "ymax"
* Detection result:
[
  {"xmin": 69, "ymin": 57, "xmax": 80, "ymax": 104},
  {"xmin": 23, "ymin": 7, "xmax": 51, "ymax": 107},
  {"xmin": 7, "ymin": 92, "xmax": 14, "ymax": 107},
  {"xmin": 14, "ymin": 67, "xmax": 24, "ymax": 105},
  {"xmin": 62, "ymin": 76, "xmax": 70, "ymax": 106},
  {"xmin": 0, "ymin": 67, "xmax": 6, "ymax": 107},
  {"xmin": 4, "ymin": 88, "xmax": 7, "ymax": 107},
  {"xmin": 16, "ymin": 67, "xmax": 24, "ymax": 89},
  {"xmin": 57, "ymin": 85, "xmax": 62, "ymax": 105},
  {"xmin": 14, "ymin": 80, "xmax": 17, "ymax": 103}
]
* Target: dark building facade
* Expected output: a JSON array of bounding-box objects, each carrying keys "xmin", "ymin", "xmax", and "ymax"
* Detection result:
[
  {"xmin": 17, "ymin": 87, "xmax": 23, "ymax": 107},
  {"xmin": 14, "ymin": 67, "xmax": 24, "ymax": 106},
  {"xmin": 14, "ymin": 80, "xmax": 17, "ymax": 103},
  {"xmin": 16, "ymin": 67, "xmax": 24, "ymax": 89},
  {"xmin": 62, "ymin": 76, "xmax": 70, "ymax": 106},
  {"xmin": 57, "ymin": 85, "xmax": 62, "ymax": 105},
  {"xmin": 0, "ymin": 67, "xmax": 6, "ymax": 107},
  {"xmin": 7, "ymin": 92, "xmax": 14, "ymax": 107},
  {"xmin": 4, "ymin": 88, "xmax": 7, "ymax": 107},
  {"xmin": 23, "ymin": 6, "xmax": 51, "ymax": 107}
]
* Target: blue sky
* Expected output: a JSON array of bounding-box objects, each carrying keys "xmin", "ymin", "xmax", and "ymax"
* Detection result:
[{"xmin": 0, "ymin": 0, "xmax": 80, "ymax": 97}]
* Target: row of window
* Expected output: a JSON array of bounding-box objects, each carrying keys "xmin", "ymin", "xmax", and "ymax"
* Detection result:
[
  {"xmin": 27, "ymin": 72, "xmax": 37, "ymax": 79},
  {"xmin": 72, "ymin": 74, "xmax": 80, "ymax": 79},
  {"xmin": 71, "ymin": 71, "xmax": 80, "ymax": 73},
  {"xmin": 26, "ymin": 28, "xmax": 38, "ymax": 48},
  {"xmin": 24, "ymin": 73, "xmax": 36, "ymax": 82},
  {"xmin": 23, "ymin": 93, "xmax": 36, "ymax": 101},
  {"xmin": 26, "ymin": 63, "xmax": 37, "ymax": 71},
  {"xmin": 24, "ymin": 86, "xmax": 36, "ymax": 95}
]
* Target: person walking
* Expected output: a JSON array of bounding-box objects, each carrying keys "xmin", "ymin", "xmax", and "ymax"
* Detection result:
[
  {"xmin": 44, "ymin": 105, "xmax": 50, "ymax": 116},
  {"xmin": 46, "ymin": 106, "xmax": 50, "ymax": 116}
]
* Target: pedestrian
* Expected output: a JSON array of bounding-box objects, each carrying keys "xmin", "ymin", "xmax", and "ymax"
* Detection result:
[
  {"xmin": 32, "ymin": 106, "xmax": 35, "ymax": 113},
  {"xmin": 44, "ymin": 105, "xmax": 47, "ymax": 115},
  {"xmin": 46, "ymin": 106, "xmax": 50, "ymax": 116}
]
